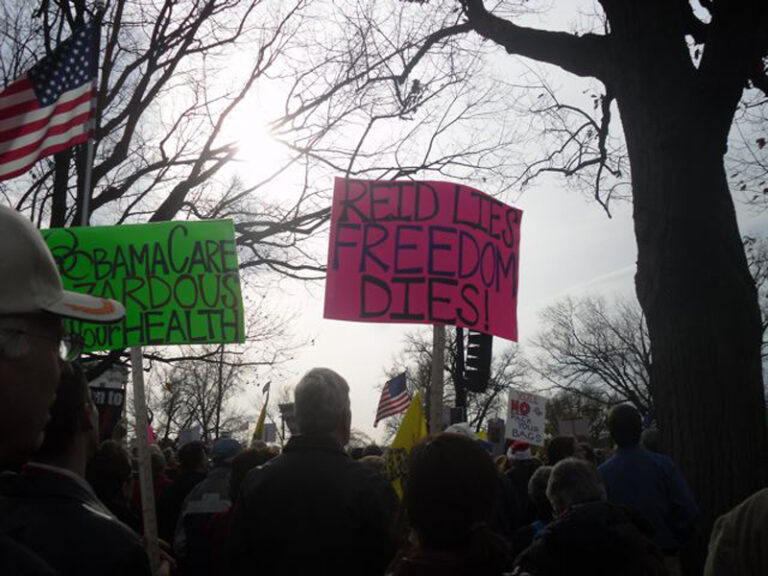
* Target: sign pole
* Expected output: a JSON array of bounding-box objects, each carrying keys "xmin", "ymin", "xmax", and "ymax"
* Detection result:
[
  {"xmin": 74, "ymin": 10, "xmax": 164, "ymax": 568},
  {"xmin": 80, "ymin": 137, "xmax": 95, "ymax": 226},
  {"xmin": 79, "ymin": 5, "xmax": 104, "ymax": 227},
  {"xmin": 130, "ymin": 347, "xmax": 160, "ymax": 573},
  {"xmin": 429, "ymin": 324, "xmax": 445, "ymax": 434}
]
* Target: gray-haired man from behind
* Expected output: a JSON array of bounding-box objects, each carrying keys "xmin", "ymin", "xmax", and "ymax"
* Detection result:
[
  {"xmin": 0, "ymin": 205, "xmax": 125, "ymax": 574},
  {"xmin": 230, "ymin": 368, "xmax": 399, "ymax": 576}
]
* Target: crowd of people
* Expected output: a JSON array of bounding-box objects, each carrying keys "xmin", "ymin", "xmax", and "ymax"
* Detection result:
[{"xmin": 1, "ymin": 203, "xmax": 768, "ymax": 576}]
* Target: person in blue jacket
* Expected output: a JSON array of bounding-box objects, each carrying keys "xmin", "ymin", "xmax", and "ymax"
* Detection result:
[{"xmin": 599, "ymin": 404, "xmax": 698, "ymax": 575}]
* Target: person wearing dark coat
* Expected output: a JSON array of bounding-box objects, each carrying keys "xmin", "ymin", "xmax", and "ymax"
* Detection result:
[
  {"xmin": 156, "ymin": 440, "xmax": 208, "ymax": 543},
  {"xmin": 0, "ymin": 365, "xmax": 151, "ymax": 576},
  {"xmin": 514, "ymin": 458, "xmax": 666, "ymax": 576},
  {"xmin": 0, "ymin": 465, "xmax": 151, "ymax": 576},
  {"xmin": 391, "ymin": 433, "xmax": 511, "ymax": 576},
  {"xmin": 174, "ymin": 438, "xmax": 242, "ymax": 576},
  {"xmin": 209, "ymin": 447, "xmax": 276, "ymax": 576},
  {"xmin": 501, "ymin": 441, "xmax": 541, "ymax": 536},
  {"xmin": 229, "ymin": 368, "xmax": 399, "ymax": 576},
  {"xmin": 545, "ymin": 436, "xmax": 576, "ymax": 466},
  {"xmin": 599, "ymin": 404, "xmax": 698, "ymax": 574},
  {"xmin": 510, "ymin": 466, "xmax": 553, "ymax": 560},
  {"xmin": 87, "ymin": 439, "xmax": 142, "ymax": 533}
]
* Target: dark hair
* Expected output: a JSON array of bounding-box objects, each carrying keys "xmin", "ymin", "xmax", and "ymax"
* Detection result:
[
  {"xmin": 607, "ymin": 405, "xmax": 642, "ymax": 448},
  {"xmin": 158, "ymin": 437, "xmax": 176, "ymax": 451},
  {"xmin": 405, "ymin": 433, "xmax": 498, "ymax": 548},
  {"xmin": 87, "ymin": 440, "xmax": 132, "ymax": 501},
  {"xmin": 228, "ymin": 448, "xmax": 275, "ymax": 501},
  {"xmin": 577, "ymin": 442, "xmax": 597, "ymax": 465},
  {"xmin": 546, "ymin": 436, "xmax": 576, "ymax": 466},
  {"xmin": 177, "ymin": 441, "xmax": 207, "ymax": 472},
  {"xmin": 362, "ymin": 444, "xmax": 383, "ymax": 457},
  {"xmin": 36, "ymin": 363, "xmax": 92, "ymax": 461},
  {"xmin": 350, "ymin": 446, "xmax": 364, "ymax": 460},
  {"xmin": 528, "ymin": 466, "xmax": 553, "ymax": 523}
]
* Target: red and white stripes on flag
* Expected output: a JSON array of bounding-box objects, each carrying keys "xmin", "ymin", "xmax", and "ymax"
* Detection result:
[
  {"xmin": 374, "ymin": 372, "xmax": 410, "ymax": 427},
  {"xmin": 0, "ymin": 21, "xmax": 97, "ymax": 181}
]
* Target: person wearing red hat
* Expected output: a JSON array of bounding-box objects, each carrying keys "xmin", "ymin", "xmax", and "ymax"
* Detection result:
[
  {"xmin": 497, "ymin": 440, "xmax": 542, "ymax": 540},
  {"xmin": 507, "ymin": 441, "xmax": 533, "ymax": 462}
]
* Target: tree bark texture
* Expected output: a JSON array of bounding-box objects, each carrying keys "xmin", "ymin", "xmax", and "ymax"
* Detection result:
[{"xmin": 627, "ymin": 112, "xmax": 766, "ymax": 572}]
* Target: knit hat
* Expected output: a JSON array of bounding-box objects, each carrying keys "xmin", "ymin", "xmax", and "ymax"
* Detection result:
[
  {"xmin": 507, "ymin": 441, "xmax": 532, "ymax": 461},
  {"xmin": 211, "ymin": 438, "xmax": 242, "ymax": 463}
]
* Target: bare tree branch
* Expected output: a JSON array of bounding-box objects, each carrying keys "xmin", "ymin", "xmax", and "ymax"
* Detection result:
[{"xmin": 460, "ymin": 0, "xmax": 608, "ymax": 80}]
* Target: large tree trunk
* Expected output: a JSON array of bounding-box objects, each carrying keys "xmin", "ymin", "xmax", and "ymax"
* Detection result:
[
  {"xmin": 630, "ymin": 117, "xmax": 766, "ymax": 573},
  {"xmin": 608, "ymin": 7, "xmax": 768, "ymax": 570}
]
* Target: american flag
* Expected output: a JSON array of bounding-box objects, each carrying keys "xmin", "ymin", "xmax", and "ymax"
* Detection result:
[
  {"xmin": 374, "ymin": 372, "xmax": 410, "ymax": 427},
  {"xmin": 0, "ymin": 21, "xmax": 98, "ymax": 181}
]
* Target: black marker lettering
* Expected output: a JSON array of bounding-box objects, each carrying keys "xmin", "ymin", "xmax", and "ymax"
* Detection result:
[
  {"xmin": 360, "ymin": 275, "xmax": 391, "ymax": 318},
  {"xmin": 360, "ymin": 224, "xmax": 389, "ymax": 273},
  {"xmin": 390, "ymin": 277, "xmax": 426, "ymax": 320},
  {"xmin": 168, "ymin": 225, "xmax": 190, "ymax": 273},
  {"xmin": 428, "ymin": 277, "xmax": 457, "ymax": 323}
]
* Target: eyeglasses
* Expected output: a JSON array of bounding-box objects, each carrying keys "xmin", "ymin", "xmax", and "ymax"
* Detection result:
[
  {"xmin": 58, "ymin": 333, "xmax": 84, "ymax": 362},
  {"xmin": 0, "ymin": 329, "xmax": 84, "ymax": 362}
]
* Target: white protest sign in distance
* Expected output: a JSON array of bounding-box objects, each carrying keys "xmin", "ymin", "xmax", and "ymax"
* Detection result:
[{"xmin": 506, "ymin": 390, "xmax": 547, "ymax": 446}]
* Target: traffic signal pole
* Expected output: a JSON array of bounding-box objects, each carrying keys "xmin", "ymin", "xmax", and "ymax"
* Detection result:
[
  {"xmin": 429, "ymin": 324, "xmax": 446, "ymax": 434},
  {"xmin": 455, "ymin": 327, "xmax": 467, "ymax": 410}
]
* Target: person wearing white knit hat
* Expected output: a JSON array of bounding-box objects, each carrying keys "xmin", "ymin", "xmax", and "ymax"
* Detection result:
[{"xmin": 0, "ymin": 205, "xmax": 124, "ymax": 470}]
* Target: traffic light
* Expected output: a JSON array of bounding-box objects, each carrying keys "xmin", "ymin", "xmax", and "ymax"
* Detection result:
[{"xmin": 464, "ymin": 330, "xmax": 492, "ymax": 393}]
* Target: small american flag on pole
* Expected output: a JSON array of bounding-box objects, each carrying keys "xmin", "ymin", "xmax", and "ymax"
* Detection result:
[
  {"xmin": 0, "ymin": 20, "xmax": 98, "ymax": 181},
  {"xmin": 374, "ymin": 372, "xmax": 410, "ymax": 427}
]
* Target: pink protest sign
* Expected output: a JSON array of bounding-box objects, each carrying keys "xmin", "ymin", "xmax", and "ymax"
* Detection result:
[{"xmin": 324, "ymin": 178, "xmax": 522, "ymax": 341}]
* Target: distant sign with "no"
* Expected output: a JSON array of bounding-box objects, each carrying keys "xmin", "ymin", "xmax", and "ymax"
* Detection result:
[{"xmin": 506, "ymin": 389, "xmax": 547, "ymax": 446}]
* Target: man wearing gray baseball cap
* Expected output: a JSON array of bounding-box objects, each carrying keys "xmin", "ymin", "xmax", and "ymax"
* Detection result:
[{"xmin": 0, "ymin": 205, "xmax": 125, "ymax": 470}]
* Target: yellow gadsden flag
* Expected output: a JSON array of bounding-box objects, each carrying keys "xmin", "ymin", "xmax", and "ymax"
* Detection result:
[{"xmin": 385, "ymin": 390, "xmax": 428, "ymax": 498}]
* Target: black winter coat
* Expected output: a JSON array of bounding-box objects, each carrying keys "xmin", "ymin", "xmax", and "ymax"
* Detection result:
[
  {"xmin": 0, "ymin": 533, "xmax": 58, "ymax": 575},
  {"xmin": 0, "ymin": 465, "xmax": 151, "ymax": 576},
  {"xmin": 229, "ymin": 434, "xmax": 399, "ymax": 576},
  {"xmin": 513, "ymin": 501, "xmax": 667, "ymax": 576},
  {"xmin": 156, "ymin": 469, "xmax": 207, "ymax": 543}
]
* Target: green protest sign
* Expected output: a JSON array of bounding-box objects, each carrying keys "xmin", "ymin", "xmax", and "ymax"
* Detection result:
[{"xmin": 43, "ymin": 220, "xmax": 245, "ymax": 352}]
